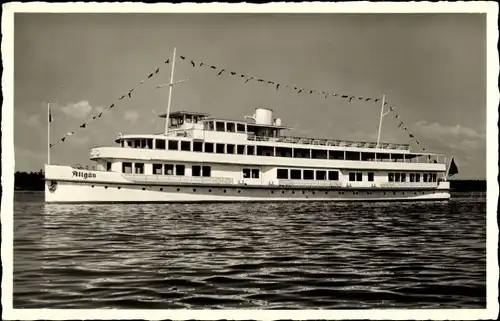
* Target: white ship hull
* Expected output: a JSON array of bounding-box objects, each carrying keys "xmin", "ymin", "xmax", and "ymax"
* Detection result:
[{"xmin": 45, "ymin": 165, "xmax": 450, "ymax": 203}]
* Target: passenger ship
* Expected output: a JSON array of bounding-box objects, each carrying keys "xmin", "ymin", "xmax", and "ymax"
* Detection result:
[{"xmin": 45, "ymin": 51, "xmax": 452, "ymax": 203}]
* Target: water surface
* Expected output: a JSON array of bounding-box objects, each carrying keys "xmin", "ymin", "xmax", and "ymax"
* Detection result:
[{"xmin": 13, "ymin": 192, "xmax": 486, "ymax": 309}]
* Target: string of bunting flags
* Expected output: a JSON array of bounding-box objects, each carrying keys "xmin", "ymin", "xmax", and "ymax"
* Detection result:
[
  {"xmin": 50, "ymin": 58, "xmax": 172, "ymax": 148},
  {"xmin": 177, "ymin": 53, "xmax": 427, "ymax": 152}
]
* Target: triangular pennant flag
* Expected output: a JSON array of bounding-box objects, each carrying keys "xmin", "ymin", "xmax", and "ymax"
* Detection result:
[
  {"xmin": 416, "ymin": 140, "xmax": 420, "ymax": 144},
  {"xmin": 257, "ymin": 79, "xmax": 264, "ymax": 82},
  {"xmin": 240, "ymin": 75, "xmax": 246, "ymax": 78},
  {"xmin": 210, "ymin": 66, "xmax": 217, "ymax": 69},
  {"xmin": 297, "ymin": 89, "xmax": 303, "ymax": 93},
  {"xmin": 200, "ymin": 62, "xmax": 205, "ymax": 67},
  {"xmin": 98, "ymin": 112, "xmax": 103, "ymax": 117},
  {"xmin": 118, "ymin": 95, "xmax": 125, "ymax": 100},
  {"xmin": 409, "ymin": 134, "xmax": 414, "ymax": 138},
  {"xmin": 80, "ymin": 123, "xmax": 86, "ymax": 128},
  {"xmin": 148, "ymin": 73, "xmax": 154, "ymax": 78},
  {"xmin": 348, "ymin": 96, "xmax": 354, "ymax": 102},
  {"xmin": 332, "ymin": 93, "xmax": 338, "ymax": 96},
  {"xmin": 375, "ymin": 98, "xmax": 379, "ymax": 102},
  {"xmin": 109, "ymin": 103, "xmax": 115, "ymax": 109},
  {"xmin": 276, "ymin": 84, "xmax": 280, "ymax": 90},
  {"xmin": 155, "ymin": 67, "xmax": 160, "ymax": 74},
  {"xmin": 358, "ymin": 97, "xmax": 363, "ymax": 100},
  {"xmin": 218, "ymin": 69, "xmax": 225, "ymax": 76},
  {"xmin": 165, "ymin": 59, "xmax": 169, "ymax": 64},
  {"xmin": 384, "ymin": 102, "xmax": 388, "ymax": 105},
  {"xmin": 61, "ymin": 137, "xmax": 66, "ymax": 142},
  {"xmin": 341, "ymin": 95, "xmax": 348, "ymax": 98},
  {"xmin": 245, "ymin": 77, "xmax": 254, "ymax": 83},
  {"xmin": 389, "ymin": 106, "xmax": 395, "ymax": 111},
  {"xmin": 50, "ymin": 144, "xmax": 54, "ymax": 148},
  {"xmin": 268, "ymin": 80, "xmax": 274, "ymax": 84},
  {"xmin": 92, "ymin": 116, "xmax": 97, "ymax": 120},
  {"xmin": 422, "ymin": 148, "xmax": 426, "ymax": 151},
  {"xmin": 180, "ymin": 56, "xmax": 186, "ymax": 60},
  {"xmin": 67, "ymin": 132, "xmax": 74, "ymax": 136},
  {"xmin": 190, "ymin": 60, "xmax": 195, "ymax": 67},
  {"xmin": 448, "ymin": 157, "xmax": 459, "ymax": 176},
  {"xmin": 365, "ymin": 98, "xmax": 371, "ymax": 101},
  {"xmin": 140, "ymin": 80, "xmax": 144, "ymax": 84},
  {"xmin": 128, "ymin": 89, "xmax": 134, "ymax": 98},
  {"xmin": 230, "ymin": 72, "xmax": 237, "ymax": 76}
]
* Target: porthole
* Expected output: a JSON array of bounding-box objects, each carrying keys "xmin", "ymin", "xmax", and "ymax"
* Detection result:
[
  {"xmin": 208, "ymin": 189, "xmax": 212, "ymax": 193},
  {"xmin": 105, "ymin": 186, "xmax": 108, "ymax": 189},
  {"xmin": 193, "ymin": 188, "xmax": 196, "ymax": 192},
  {"xmin": 177, "ymin": 188, "xmax": 180, "ymax": 192},
  {"xmin": 142, "ymin": 187, "xmax": 146, "ymax": 191},
  {"xmin": 282, "ymin": 190, "xmax": 285, "ymax": 194},
  {"xmin": 292, "ymin": 191, "xmax": 295, "ymax": 194},
  {"xmin": 312, "ymin": 191, "xmax": 315, "ymax": 195},
  {"xmin": 238, "ymin": 190, "xmax": 241, "ymax": 193},
  {"xmin": 338, "ymin": 192, "xmax": 342, "ymax": 195},
  {"xmin": 325, "ymin": 192, "xmax": 328, "ymax": 195},
  {"xmin": 402, "ymin": 192, "xmax": 405, "ymax": 195},
  {"xmin": 118, "ymin": 186, "xmax": 121, "ymax": 190},
  {"xmin": 160, "ymin": 188, "xmax": 163, "ymax": 191},
  {"xmin": 393, "ymin": 192, "xmax": 396, "ymax": 195},
  {"xmin": 224, "ymin": 189, "xmax": 227, "ymax": 193},
  {"xmin": 271, "ymin": 191, "xmax": 274, "ymax": 194},
  {"xmin": 302, "ymin": 191, "xmax": 305, "ymax": 194},
  {"xmin": 91, "ymin": 185, "xmax": 95, "ymax": 188}
]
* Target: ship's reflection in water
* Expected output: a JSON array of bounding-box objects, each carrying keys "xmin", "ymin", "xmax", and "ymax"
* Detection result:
[{"xmin": 14, "ymin": 192, "xmax": 486, "ymax": 309}]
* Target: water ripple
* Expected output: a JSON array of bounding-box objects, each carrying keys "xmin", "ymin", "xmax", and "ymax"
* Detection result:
[{"xmin": 13, "ymin": 192, "xmax": 486, "ymax": 309}]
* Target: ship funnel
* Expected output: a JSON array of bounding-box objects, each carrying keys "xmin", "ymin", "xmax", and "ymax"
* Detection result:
[{"xmin": 254, "ymin": 108, "xmax": 273, "ymax": 125}]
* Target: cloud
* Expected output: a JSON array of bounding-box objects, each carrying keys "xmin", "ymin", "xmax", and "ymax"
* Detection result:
[
  {"xmin": 413, "ymin": 120, "xmax": 485, "ymax": 141},
  {"xmin": 24, "ymin": 114, "xmax": 40, "ymax": 127},
  {"xmin": 124, "ymin": 110, "xmax": 139, "ymax": 123},
  {"xmin": 60, "ymin": 100, "xmax": 93, "ymax": 119}
]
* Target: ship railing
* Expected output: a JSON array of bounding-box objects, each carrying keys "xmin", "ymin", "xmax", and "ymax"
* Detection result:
[
  {"xmin": 71, "ymin": 164, "xmax": 107, "ymax": 171},
  {"xmin": 121, "ymin": 174, "xmax": 233, "ymax": 185},
  {"xmin": 247, "ymin": 134, "xmax": 410, "ymax": 150},
  {"xmin": 277, "ymin": 179, "xmax": 343, "ymax": 188},
  {"xmin": 379, "ymin": 182, "xmax": 438, "ymax": 188}
]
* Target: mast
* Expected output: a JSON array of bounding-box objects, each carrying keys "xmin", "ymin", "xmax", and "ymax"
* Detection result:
[
  {"xmin": 165, "ymin": 47, "xmax": 177, "ymax": 134},
  {"xmin": 47, "ymin": 101, "xmax": 51, "ymax": 165},
  {"xmin": 376, "ymin": 94, "xmax": 386, "ymax": 149}
]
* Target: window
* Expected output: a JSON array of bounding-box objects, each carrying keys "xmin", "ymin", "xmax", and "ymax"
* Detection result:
[
  {"xmin": 401, "ymin": 173, "xmax": 406, "ymax": 182},
  {"xmin": 432, "ymin": 173, "xmax": 437, "ymax": 182},
  {"xmin": 237, "ymin": 123, "xmax": 246, "ymax": 133},
  {"xmin": 146, "ymin": 139, "xmax": 153, "ymax": 149},
  {"xmin": 106, "ymin": 162, "xmax": 112, "ymax": 172},
  {"xmin": 193, "ymin": 141, "xmax": 203, "ymax": 152},
  {"xmin": 303, "ymin": 170, "xmax": 314, "ymax": 180},
  {"xmin": 416, "ymin": 173, "xmax": 421, "ymax": 182},
  {"xmin": 277, "ymin": 169, "xmax": 289, "ymax": 179},
  {"xmin": 122, "ymin": 162, "xmax": 132, "ymax": 173},
  {"xmin": 389, "ymin": 173, "xmax": 394, "ymax": 182},
  {"xmin": 329, "ymin": 150, "xmax": 344, "ymax": 160},
  {"xmin": 227, "ymin": 122, "xmax": 235, "ymax": 132},
  {"xmin": 247, "ymin": 146, "xmax": 255, "ymax": 155},
  {"xmin": 176, "ymin": 165, "xmax": 185, "ymax": 176},
  {"xmin": 328, "ymin": 170, "xmax": 339, "ymax": 181},
  {"xmin": 356, "ymin": 172, "xmax": 363, "ymax": 181},
  {"xmin": 243, "ymin": 168, "xmax": 251, "ymax": 179},
  {"xmin": 181, "ymin": 141, "xmax": 191, "ymax": 151},
  {"xmin": 134, "ymin": 139, "xmax": 141, "ymax": 148},
  {"xmin": 410, "ymin": 173, "xmax": 415, "ymax": 182},
  {"xmin": 349, "ymin": 172, "xmax": 356, "ymax": 182},
  {"xmin": 237, "ymin": 145, "xmax": 245, "ymax": 155},
  {"xmin": 316, "ymin": 170, "xmax": 327, "ymax": 180},
  {"xmin": 164, "ymin": 164, "xmax": 174, "ymax": 175},
  {"xmin": 368, "ymin": 172, "xmax": 374, "ymax": 182},
  {"xmin": 312, "ymin": 149, "xmax": 327, "ymax": 159},
  {"xmin": 395, "ymin": 173, "xmax": 401, "ymax": 182},
  {"xmin": 156, "ymin": 139, "xmax": 166, "ymax": 149},
  {"xmin": 226, "ymin": 144, "xmax": 235, "ymax": 154},
  {"xmin": 205, "ymin": 142, "xmax": 214, "ymax": 153},
  {"xmin": 423, "ymin": 173, "xmax": 428, "ymax": 182},
  {"xmin": 216, "ymin": 121, "xmax": 225, "ymax": 132},
  {"xmin": 216, "ymin": 143, "xmax": 225, "ymax": 154},
  {"xmin": 134, "ymin": 163, "xmax": 144, "ymax": 174},
  {"xmin": 192, "ymin": 165, "xmax": 201, "ymax": 177},
  {"xmin": 202, "ymin": 166, "xmax": 211, "ymax": 177},
  {"xmin": 207, "ymin": 121, "xmax": 215, "ymax": 131},
  {"xmin": 168, "ymin": 140, "xmax": 178, "ymax": 150},
  {"xmin": 251, "ymin": 169, "xmax": 260, "ymax": 179},
  {"xmin": 290, "ymin": 169, "xmax": 301, "ymax": 180},
  {"xmin": 153, "ymin": 163, "xmax": 162, "ymax": 175}
]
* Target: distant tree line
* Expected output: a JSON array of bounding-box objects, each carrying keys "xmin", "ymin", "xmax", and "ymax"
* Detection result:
[
  {"xmin": 13, "ymin": 170, "xmax": 487, "ymax": 192},
  {"xmin": 15, "ymin": 171, "xmax": 45, "ymax": 191}
]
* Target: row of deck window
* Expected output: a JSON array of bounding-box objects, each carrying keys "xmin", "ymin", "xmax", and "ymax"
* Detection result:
[
  {"xmin": 277, "ymin": 168, "xmax": 340, "ymax": 181},
  {"xmin": 122, "ymin": 162, "xmax": 213, "ymax": 177},
  {"xmin": 120, "ymin": 139, "xmax": 439, "ymax": 163},
  {"xmin": 348, "ymin": 172, "xmax": 375, "ymax": 182},
  {"xmin": 388, "ymin": 172, "xmax": 437, "ymax": 183}
]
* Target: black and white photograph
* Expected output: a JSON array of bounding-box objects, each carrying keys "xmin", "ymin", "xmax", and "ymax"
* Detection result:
[{"xmin": 1, "ymin": 2, "xmax": 498, "ymax": 320}]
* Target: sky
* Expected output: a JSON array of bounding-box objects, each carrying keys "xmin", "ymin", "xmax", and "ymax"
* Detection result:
[{"xmin": 13, "ymin": 13, "xmax": 487, "ymax": 179}]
